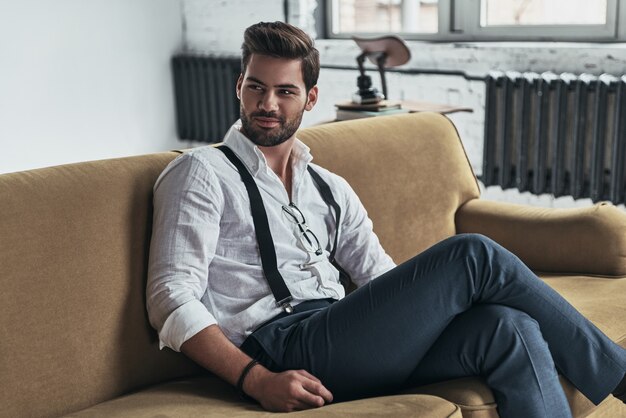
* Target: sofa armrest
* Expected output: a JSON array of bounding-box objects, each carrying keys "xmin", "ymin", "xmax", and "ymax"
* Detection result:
[{"xmin": 455, "ymin": 199, "xmax": 626, "ymax": 277}]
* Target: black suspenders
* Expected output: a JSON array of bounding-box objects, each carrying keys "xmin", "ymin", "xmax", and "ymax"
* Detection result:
[
  {"xmin": 306, "ymin": 166, "xmax": 352, "ymax": 287},
  {"xmin": 217, "ymin": 145, "xmax": 347, "ymax": 313}
]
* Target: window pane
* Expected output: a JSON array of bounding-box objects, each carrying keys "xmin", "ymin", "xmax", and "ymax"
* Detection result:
[
  {"xmin": 481, "ymin": 0, "xmax": 607, "ymax": 26},
  {"xmin": 332, "ymin": 0, "xmax": 438, "ymax": 34}
]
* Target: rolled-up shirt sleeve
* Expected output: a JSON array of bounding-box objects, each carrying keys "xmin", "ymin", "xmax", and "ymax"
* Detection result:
[{"xmin": 146, "ymin": 152, "xmax": 223, "ymax": 351}]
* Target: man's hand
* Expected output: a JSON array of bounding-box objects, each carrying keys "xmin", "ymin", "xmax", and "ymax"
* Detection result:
[
  {"xmin": 180, "ymin": 325, "xmax": 333, "ymax": 412},
  {"xmin": 243, "ymin": 366, "xmax": 334, "ymax": 412}
]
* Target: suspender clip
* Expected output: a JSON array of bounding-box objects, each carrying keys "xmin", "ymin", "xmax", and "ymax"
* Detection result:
[{"xmin": 278, "ymin": 297, "xmax": 294, "ymax": 314}]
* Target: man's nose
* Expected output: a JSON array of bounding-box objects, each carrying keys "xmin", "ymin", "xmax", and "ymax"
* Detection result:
[{"xmin": 258, "ymin": 91, "xmax": 279, "ymax": 112}]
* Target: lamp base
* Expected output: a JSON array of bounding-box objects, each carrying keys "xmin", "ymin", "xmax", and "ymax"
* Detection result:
[{"xmin": 352, "ymin": 89, "xmax": 385, "ymax": 104}]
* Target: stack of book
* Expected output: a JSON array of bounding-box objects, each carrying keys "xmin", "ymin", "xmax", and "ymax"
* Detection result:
[{"xmin": 335, "ymin": 100, "xmax": 410, "ymax": 121}]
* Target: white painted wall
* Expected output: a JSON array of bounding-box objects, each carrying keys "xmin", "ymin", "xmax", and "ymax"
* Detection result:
[{"xmin": 0, "ymin": 0, "xmax": 184, "ymax": 174}]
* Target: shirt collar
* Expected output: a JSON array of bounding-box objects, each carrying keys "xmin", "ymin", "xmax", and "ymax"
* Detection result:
[{"xmin": 223, "ymin": 120, "xmax": 313, "ymax": 177}]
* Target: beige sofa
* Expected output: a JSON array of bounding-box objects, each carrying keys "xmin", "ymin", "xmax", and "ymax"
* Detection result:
[{"xmin": 1, "ymin": 112, "xmax": 625, "ymax": 417}]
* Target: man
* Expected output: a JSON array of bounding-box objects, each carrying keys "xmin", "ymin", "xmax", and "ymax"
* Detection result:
[{"xmin": 147, "ymin": 21, "xmax": 626, "ymax": 416}]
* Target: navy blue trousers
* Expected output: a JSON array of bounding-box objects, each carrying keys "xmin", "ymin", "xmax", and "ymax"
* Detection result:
[{"xmin": 241, "ymin": 234, "xmax": 626, "ymax": 418}]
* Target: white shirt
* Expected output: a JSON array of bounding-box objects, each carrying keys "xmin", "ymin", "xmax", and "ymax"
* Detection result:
[{"xmin": 147, "ymin": 122, "xmax": 396, "ymax": 350}]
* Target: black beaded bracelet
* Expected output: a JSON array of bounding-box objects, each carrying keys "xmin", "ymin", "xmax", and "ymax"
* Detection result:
[{"xmin": 236, "ymin": 359, "xmax": 259, "ymax": 401}]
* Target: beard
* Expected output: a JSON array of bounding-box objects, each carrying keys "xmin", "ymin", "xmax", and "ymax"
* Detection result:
[{"xmin": 239, "ymin": 105, "xmax": 304, "ymax": 147}]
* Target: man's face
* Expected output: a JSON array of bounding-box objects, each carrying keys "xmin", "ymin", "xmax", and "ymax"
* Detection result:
[{"xmin": 236, "ymin": 54, "xmax": 318, "ymax": 147}]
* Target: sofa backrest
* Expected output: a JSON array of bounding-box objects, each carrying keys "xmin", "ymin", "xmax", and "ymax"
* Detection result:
[
  {"xmin": 0, "ymin": 154, "xmax": 201, "ymax": 418},
  {"xmin": 298, "ymin": 112, "xmax": 480, "ymax": 264}
]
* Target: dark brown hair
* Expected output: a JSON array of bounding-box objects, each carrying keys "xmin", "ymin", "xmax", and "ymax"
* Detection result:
[{"xmin": 241, "ymin": 21, "xmax": 320, "ymax": 92}]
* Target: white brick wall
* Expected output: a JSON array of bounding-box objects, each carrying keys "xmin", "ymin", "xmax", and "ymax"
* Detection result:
[
  {"xmin": 182, "ymin": 0, "xmax": 284, "ymax": 54},
  {"xmin": 182, "ymin": 1, "xmax": 626, "ymax": 209}
]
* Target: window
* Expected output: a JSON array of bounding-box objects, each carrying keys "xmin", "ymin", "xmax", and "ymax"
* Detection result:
[
  {"xmin": 326, "ymin": 0, "xmax": 624, "ymax": 41},
  {"xmin": 330, "ymin": 0, "xmax": 439, "ymax": 34},
  {"xmin": 481, "ymin": 0, "xmax": 607, "ymax": 26}
]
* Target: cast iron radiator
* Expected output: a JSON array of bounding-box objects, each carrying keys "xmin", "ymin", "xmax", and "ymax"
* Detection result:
[
  {"xmin": 172, "ymin": 54, "xmax": 241, "ymax": 142},
  {"xmin": 482, "ymin": 71, "xmax": 626, "ymax": 204}
]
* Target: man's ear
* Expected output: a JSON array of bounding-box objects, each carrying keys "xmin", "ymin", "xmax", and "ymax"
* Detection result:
[
  {"xmin": 236, "ymin": 74, "xmax": 243, "ymax": 100},
  {"xmin": 305, "ymin": 85, "xmax": 319, "ymax": 111}
]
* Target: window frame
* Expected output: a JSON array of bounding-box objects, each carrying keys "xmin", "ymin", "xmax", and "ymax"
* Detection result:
[{"xmin": 324, "ymin": 0, "xmax": 623, "ymax": 42}]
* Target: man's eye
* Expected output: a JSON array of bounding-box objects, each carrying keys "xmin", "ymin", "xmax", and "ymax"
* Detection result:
[{"xmin": 280, "ymin": 90, "xmax": 294, "ymax": 95}]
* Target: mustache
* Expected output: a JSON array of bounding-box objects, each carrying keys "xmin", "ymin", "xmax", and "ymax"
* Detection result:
[{"xmin": 250, "ymin": 111, "xmax": 284, "ymax": 122}]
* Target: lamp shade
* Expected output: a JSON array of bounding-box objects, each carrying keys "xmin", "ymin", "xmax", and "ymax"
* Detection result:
[{"xmin": 352, "ymin": 35, "xmax": 411, "ymax": 68}]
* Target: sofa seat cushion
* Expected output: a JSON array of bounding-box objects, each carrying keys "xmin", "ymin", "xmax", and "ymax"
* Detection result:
[
  {"xmin": 540, "ymin": 274, "xmax": 626, "ymax": 346},
  {"xmin": 542, "ymin": 274, "xmax": 626, "ymax": 417},
  {"xmin": 404, "ymin": 375, "xmax": 625, "ymax": 418},
  {"xmin": 63, "ymin": 376, "xmax": 462, "ymax": 417},
  {"xmin": 402, "ymin": 377, "xmax": 497, "ymax": 418}
]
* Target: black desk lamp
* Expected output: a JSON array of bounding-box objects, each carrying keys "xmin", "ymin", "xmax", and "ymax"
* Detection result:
[{"xmin": 352, "ymin": 35, "xmax": 411, "ymax": 104}]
